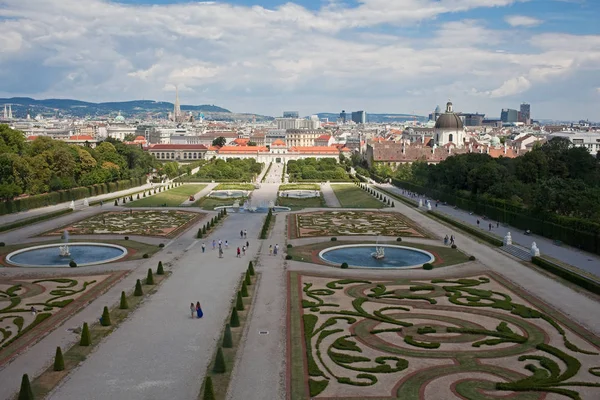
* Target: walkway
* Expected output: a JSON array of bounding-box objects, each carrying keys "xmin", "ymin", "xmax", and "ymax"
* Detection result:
[
  {"xmin": 320, "ymin": 182, "xmax": 341, "ymax": 207},
  {"xmin": 377, "ymin": 183, "xmax": 600, "ymax": 278}
]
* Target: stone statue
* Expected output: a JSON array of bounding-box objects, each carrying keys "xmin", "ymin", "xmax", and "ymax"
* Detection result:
[
  {"xmin": 530, "ymin": 242, "xmax": 540, "ymax": 257},
  {"xmin": 69, "ymin": 200, "xmax": 75, "ymax": 210},
  {"xmin": 418, "ymin": 199, "xmax": 423, "ymax": 208},
  {"xmin": 83, "ymin": 198, "xmax": 89, "ymax": 207}
]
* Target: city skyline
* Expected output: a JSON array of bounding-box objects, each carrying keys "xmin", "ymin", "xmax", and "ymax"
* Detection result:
[{"xmin": 1, "ymin": 0, "xmax": 599, "ymax": 120}]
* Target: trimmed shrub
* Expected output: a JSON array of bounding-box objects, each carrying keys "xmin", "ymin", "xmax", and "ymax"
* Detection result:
[
  {"xmin": 245, "ymin": 270, "xmax": 252, "ymax": 286},
  {"xmin": 101, "ymin": 306, "xmax": 111, "ymax": 326},
  {"xmin": 146, "ymin": 268, "xmax": 154, "ymax": 285},
  {"xmin": 469, "ymin": 255, "xmax": 476, "ymax": 261},
  {"xmin": 80, "ymin": 322, "xmax": 91, "ymax": 346},
  {"xmin": 230, "ymin": 308, "xmax": 240, "ymax": 327},
  {"xmin": 202, "ymin": 377, "xmax": 215, "ymax": 400},
  {"xmin": 248, "ymin": 261, "xmax": 255, "ymax": 276},
  {"xmin": 114, "ymin": 200, "xmax": 118, "ymax": 206},
  {"xmin": 18, "ymin": 374, "xmax": 34, "ymax": 400},
  {"xmin": 197, "ymin": 229, "xmax": 202, "ymax": 239},
  {"xmin": 532, "ymin": 256, "xmax": 600, "ymax": 295},
  {"xmin": 69, "ymin": 260, "xmax": 77, "ymax": 268},
  {"xmin": 157, "ymin": 261, "xmax": 164, "ymax": 275},
  {"xmin": 202, "ymin": 225, "xmax": 207, "ymax": 234},
  {"xmin": 423, "ymin": 263, "xmax": 434, "ymax": 270},
  {"xmin": 137, "ymin": 194, "xmax": 140, "ymax": 199},
  {"xmin": 124, "ymin": 236, "xmax": 129, "ymax": 240},
  {"xmin": 119, "ymin": 291, "xmax": 129, "ymax": 309},
  {"xmin": 212, "ymin": 347, "xmax": 226, "ymax": 373},
  {"xmin": 241, "ymin": 281, "xmax": 249, "ymax": 297},
  {"xmin": 143, "ymin": 192, "xmax": 146, "ymax": 197},
  {"xmin": 134, "ymin": 279, "xmax": 143, "ymax": 296},
  {"xmin": 236, "ymin": 291, "xmax": 244, "ymax": 311},
  {"xmin": 396, "ymin": 237, "xmax": 403, "ymax": 242},
  {"xmin": 54, "ymin": 346, "xmax": 65, "ymax": 371},
  {"xmin": 159, "ymin": 243, "xmax": 165, "ymax": 248},
  {"xmin": 451, "ymin": 244, "xmax": 457, "ymax": 249},
  {"xmin": 391, "ymin": 201, "xmax": 395, "ymax": 207},
  {"xmin": 129, "ymin": 196, "xmax": 133, "ymax": 201},
  {"xmin": 222, "ymin": 324, "xmax": 233, "ymax": 348},
  {"xmin": 142, "ymin": 253, "xmax": 149, "ymax": 259},
  {"xmin": 0, "ymin": 242, "xmax": 4, "ymax": 247},
  {"xmin": 330, "ymin": 237, "xmax": 337, "ymax": 241},
  {"xmin": 341, "ymin": 262, "xmax": 349, "ymax": 269},
  {"xmin": 285, "ymin": 254, "xmax": 292, "ymax": 260},
  {"xmin": 287, "ymin": 244, "xmax": 293, "ymax": 248}
]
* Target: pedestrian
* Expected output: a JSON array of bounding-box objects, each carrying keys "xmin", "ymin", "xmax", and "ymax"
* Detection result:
[
  {"xmin": 488, "ymin": 223, "xmax": 492, "ymax": 231},
  {"xmin": 219, "ymin": 248, "xmax": 223, "ymax": 258},
  {"xmin": 100, "ymin": 200, "xmax": 103, "ymax": 207},
  {"xmin": 218, "ymin": 239, "xmax": 222, "ymax": 247},
  {"xmin": 476, "ymin": 219, "xmax": 480, "ymax": 227},
  {"xmin": 30, "ymin": 306, "xmax": 37, "ymax": 316},
  {"xmin": 246, "ymin": 240, "xmax": 249, "ymax": 248},
  {"xmin": 497, "ymin": 221, "xmax": 500, "ymax": 228},
  {"xmin": 274, "ymin": 244, "xmax": 278, "ymax": 255},
  {"xmin": 242, "ymin": 246, "xmax": 246, "ymax": 255},
  {"xmin": 444, "ymin": 235, "xmax": 448, "ymax": 245},
  {"xmin": 244, "ymin": 229, "xmax": 247, "ymax": 238},
  {"xmin": 269, "ymin": 245, "xmax": 273, "ymax": 256},
  {"xmin": 196, "ymin": 301, "xmax": 203, "ymax": 318},
  {"xmin": 240, "ymin": 230, "xmax": 244, "ymax": 238},
  {"xmin": 202, "ymin": 243, "xmax": 206, "ymax": 253},
  {"xmin": 237, "ymin": 247, "xmax": 241, "ymax": 257},
  {"xmin": 190, "ymin": 303, "xmax": 195, "ymax": 318},
  {"xmin": 225, "ymin": 240, "xmax": 229, "ymax": 249},
  {"xmin": 450, "ymin": 235, "xmax": 455, "ymax": 245},
  {"xmin": 212, "ymin": 240, "xmax": 216, "ymax": 250}
]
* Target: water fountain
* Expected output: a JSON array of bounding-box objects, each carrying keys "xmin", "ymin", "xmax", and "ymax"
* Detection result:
[
  {"xmin": 83, "ymin": 198, "xmax": 89, "ymax": 207},
  {"xmin": 319, "ymin": 244, "xmax": 434, "ymax": 269},
  {"xmin": 59, "ymin": 230, "xmax": 71, "ymax": 257}
]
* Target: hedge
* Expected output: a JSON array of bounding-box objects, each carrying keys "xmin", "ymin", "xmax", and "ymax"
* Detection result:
[
  {"xmin": 0, "ymin": 177, "xmax": 145, "ymax": 215},
  {"xmin": 532, "ymin": 256, "xmax": 600, "ymax": 295},
  {"xmin": 0, "ymin": 208, "xmax": 73, "ymax": 233},
  {"xmin": 427, "ymin": 210, "xmax": 504, "ymax": 247}
]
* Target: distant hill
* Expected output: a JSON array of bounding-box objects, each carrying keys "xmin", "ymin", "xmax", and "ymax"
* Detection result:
[
  {"xmin": 0, "ymin": 97, "xmax": 231, "ymax": 118},
  {"xmin": 317, "ymin": 113, "xmax": 427, "ymax": 124}
]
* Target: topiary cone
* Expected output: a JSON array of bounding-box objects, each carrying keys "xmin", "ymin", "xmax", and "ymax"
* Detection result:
[
  {"xmin": 222, "ymin": 324, "xmax": 233, "ymax": 348},
  {"xmin": 146, "ymin": 268, "xmax": 154, "ymax": 285},
  {"xmin": 202, "ymin": 376, "xmax": 215, "ymax": 400},
  {"xmin": 241, "ymin": 280, "xmax": 249, "ymax": 297},
  {"xmin": 248, "ymin": 261, "xmax": 255, "ymax": 276},
  {"xmin": 119, "ymin": 291, "xmax": 129, "ymax": 309},
  {"xmin": 230, "ymin": 308, "xmax": 240, "ymax": 327},
  {"xmin": 156, "ymin": 261, "xmax": 164, "ymax": 275},
  {"xmin": 245, "ymin": 270, "xmax": 252, "ymax": 286},
  {"xmin": 236, "ymin": 291, "xmax": 244, "ymax": 311},
  {"xmin": 18, "ymin": 373, "xmax": 34, "ymax": 400},
  {"xmin": 54, "ymin": 346, "xmax": 65, "ymax": 371},
  {"xmin": 134, "ymin": 279, "xmax": 143, "ymax": 296},
  {"xmin": 80, "ymin": 322, "xmax": 91, "ymax": 346},
  {"xmin": 212, "ymin": 347, "xmax": 226, "ymax": 373},
  {"xmin": 202, "ymin": 225, "xmax": 207, "ymax": 234},
  {"xmin": 101, "ymin": 306, "xmax": 111, "ymax": 326}
]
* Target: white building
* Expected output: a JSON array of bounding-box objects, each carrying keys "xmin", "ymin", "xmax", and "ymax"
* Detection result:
[
  {"xmin": 434, "ymin": 101, "xmax": 465, "ymax": 147},
  {"xmin": 549, "ymin": 131, "xmax": 600, "ymax": 155},
  {"xmin": 275, "ymin": 117, "xmax": 321, "ymax": 130}
]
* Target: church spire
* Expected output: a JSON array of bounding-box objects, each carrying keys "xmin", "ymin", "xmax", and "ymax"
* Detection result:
[{"xmin": 173, "ymin": 86, "xmax": 181, "ymax": 120}]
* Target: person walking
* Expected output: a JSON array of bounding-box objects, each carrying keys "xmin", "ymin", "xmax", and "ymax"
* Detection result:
[
  {"xmin": 190, "ymin": 303, "xmax": 195, "ymax": 318},
  {"xmin": 269, "ymin": 245, "xmax": 273, "ymax": 256},
  {"xmin": 240, "ymin": 230, "xmax": 244, "ymax": 238},
  {"xmin": 202, "ymin": 243, "xmax": 206, "ymax": 253},
  {"xmin": 444, "ymin": 235, "xmax": 448, "ymax": 245},
  {"xmin": 196, "ymin": 301, "xmax": 203, "ymax": 318},
  {"xmin": 246, "ymin": 240, "xmax": 249, "ymax": 249},
  {"xmin": 242, "ymin": 246, "xmax": 246, "ymax": 256},
  {"xmin": 476, "ymin": 219, "xmax": 480, "ymax": 227},
  {"xmin": 244, "ymin": 229, "xmax": 247, "ymax": 238},
  {"xmin": 237, "ymin": 247, "xmax": 241, "ymax": 258},
  {"xmin": 225, "ymin": 240, "xmax": 229, "ymax": 249},
  {"xmin": 274, "ymin": 244, "xmax": 278, "ymax": 255},
  {"xmin": 450, "ymin": 235, "xmax": 455, "ymax": 245},
  {"xmin": 219, "ymin": 248, "xmax": 223, "ymax": 258},
  {"xmin": 212, "ymin": 240, "xmax": 216, "ymax": 250},
  {"xmin": 488, "ymin": 223, "xmax": 492, "ymax": 231}
]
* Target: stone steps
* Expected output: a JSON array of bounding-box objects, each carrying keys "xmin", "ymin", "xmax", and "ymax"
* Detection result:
[{"xmin": 501, "ymin": 244, "xmax": 532, "ymax": 261}]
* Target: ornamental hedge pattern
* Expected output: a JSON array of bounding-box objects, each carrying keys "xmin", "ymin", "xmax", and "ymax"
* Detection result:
[{"xmin": 289, "ymin": 273, "xmax": 600, "ymax": 399}]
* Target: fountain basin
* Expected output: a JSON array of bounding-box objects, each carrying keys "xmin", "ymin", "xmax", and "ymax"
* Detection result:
[
  {"xmin": 6, "ymin": 243, "xmax": 128, "ymax": 268},
  {"xmin": 318, "ymin": 244, "xmax": 434, "ymax": 269},
  {"xmin": 279, "ymin": 190, "xmax": 320, "ymax": 198},
  {"xmin": 213, "ymin": 206, "xmax": 291, "ymax": 213},
  {"xmin": 208, "ymin": 190, "xmax": 249, "ymax": 199}
]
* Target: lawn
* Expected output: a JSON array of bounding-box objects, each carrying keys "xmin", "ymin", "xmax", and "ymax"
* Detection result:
[
  {"xmin": 331, "ymin": 184, "xmax": 384, "ymax": 208},
  {"xmin": 213, "ymin": 183, "xmax": 256, "ymax": 191},
  {"xmin": 277, "ymin": 195, "xmax": 325, "ymax": 210},
  {"xmin": 279, "ymin": 183, "xmax": 320, "ymax": 191},
  {"xmin": 192, "ymin": 196, "xmax": 248, "ymax": 211},
  {"xmin": 127, "ymin": 184, "xmax": 206, "ymax": 207}
]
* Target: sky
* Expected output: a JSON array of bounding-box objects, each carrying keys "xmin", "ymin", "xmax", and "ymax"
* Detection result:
[{"xmin": 1, "ymin": 0, "xmax": 599, "ymax": 120}]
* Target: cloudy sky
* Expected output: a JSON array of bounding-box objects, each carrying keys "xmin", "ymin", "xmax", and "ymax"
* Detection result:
[{"xmin": 1, "ymin": 0, "xmax": 599, "ymax": 120}]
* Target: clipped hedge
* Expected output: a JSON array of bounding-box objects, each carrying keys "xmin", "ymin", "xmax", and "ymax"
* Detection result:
[
  {"xmin": 532, "ymin": 256, "xmax": 600, "ymax": 295},
  {"xmin": 427, "ymin": 210, "xmax": 503, "ymax": 247},
  {"xmin": 0, "ymin": 208, "xmax": 73, "ymax": 233}
]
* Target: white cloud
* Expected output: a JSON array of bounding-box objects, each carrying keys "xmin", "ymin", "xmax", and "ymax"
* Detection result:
[
  {"xmin": 505, "ymin": 15, "xmax": 543, "ymax": 27},
  {"xmin": 488, "ymin": 76, "xmax": 531, "ymax": 97}
]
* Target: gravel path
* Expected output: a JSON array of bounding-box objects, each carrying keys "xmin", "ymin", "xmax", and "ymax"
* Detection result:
[{"xmin": 320, "ymin": 183, "xmax": 341, "ymax": 207}]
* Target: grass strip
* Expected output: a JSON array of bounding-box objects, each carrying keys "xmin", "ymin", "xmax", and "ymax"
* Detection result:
[
  {"xmin": 375, "ymin": 187, "xmax": 419, "ymax": 208},
  {"xmin": 330, "ymin": 184, "xmax": 384, "ymax": 209},
  {"xmin": 128, "ymin": 184, "xmax": 206, "ymax": 207},
  {"xmin": 0, "ymin": 209, "xmax": 73, "ymax": 233}
]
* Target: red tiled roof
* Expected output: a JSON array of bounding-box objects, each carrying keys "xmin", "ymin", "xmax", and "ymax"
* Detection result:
[
  {"xmin": 150, "ymin": 144, "xmax": 208, "ymax": 150},
  {"xmin": 134, "ymin": 136, "xmax": 146, "ymax": 141},
  {"xmin": 27, "ymin": 136, "xmax": 39, "ymax": 141},
  {"xmin": 271, "ymin": 139, "xmax": 286, "ymax": 146},
  {"xmin": 288, "ymin": 146, "xmax": 340, "ymax": 154},
  {"xmin": 316, "ymin": 135, "xmax": 331, "ymax": 140},
  {"xmin": 69, "ymin": 135, "xmax": 95, "ymax": 141},
  {"xmin": 218, "ymin": 146, "xmax": 269, "ymax": 153}
]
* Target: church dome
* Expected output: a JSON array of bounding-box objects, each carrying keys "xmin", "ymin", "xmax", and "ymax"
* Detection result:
[
  {"xmin": 490, "ymin": 136, "xmax": 501, "ymax": 146},
  {"xmin": 434, "ymin": 101, "xmax": 463, "ymax": 130}
]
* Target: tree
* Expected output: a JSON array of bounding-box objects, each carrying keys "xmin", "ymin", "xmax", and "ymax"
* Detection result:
[
  {"xmin": 54, "ymin": 346, "xmax": 65, "ymax": 371},
  {"xmin": 230, "ymin": 308, "xmax": 240, "ymax": 327},
  {"xmin": 222, "ymin": 324, "xmax": 233, "ymax": 348},
  {"xmin": 212, "ymin": 347, "xmax": 226, "ymax": 373},
  {"xmin": 80, "ymin": 322, "xmax": 91, "ymax": 346},
  {"xmin": 212, "ymin": 136, "xmax": 227, "ymax": 147},
  {"xmin": 236, "ymin": 291, "xmax": 244, "ymax": 311},
  {"xmin": 18, "ymin": 373, "xmax": 34, "ymax": 400},
  {"xmin": 241, "ymin": 280, "xmax": 249, "ymax": 297},
  {"xmin": 101, "ymin": 306, "xmax": 111, "ymax": 326},
  {"xmin": 146, "ymin": 268, "xmax": 154, "ymax": 285},
  {"xmin": 119, "ymin": 291, "xmax": 129, "ymax": 309},
  {"xmin": 134, "ymin": 279, "xmax": 143, "ymax": 296},
  {"xmin": 157, "ymin": 261, "xmax": 164, "ymax": 275},
  {"xmin": 202, "ymin": 376, "xmax": 215, "ymax": 400}
]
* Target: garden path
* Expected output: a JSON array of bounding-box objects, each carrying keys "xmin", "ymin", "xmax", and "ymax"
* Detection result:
[
  {"xmin": 320, "ymin": 182, "xmax": 341, "ymax": 207},
  {"xmin": 377, "ymin": 184, "xmax": 600, "ymax": 278},
  {"xmin": 178, "ymin": 182, "xmax": 217, "ymax": 206}
]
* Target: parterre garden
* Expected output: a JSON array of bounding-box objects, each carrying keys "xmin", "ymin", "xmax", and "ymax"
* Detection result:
[
  {"xmin": 43, "ymin": 210, "xmax": 204, "ymax": 238},
  {"xmin": 289, "ymin": 272, "xmax": 600, "ymax": 399},
  {"xmin": 290, "ymin": 211, "xmax": 428, "ymax": 239}
]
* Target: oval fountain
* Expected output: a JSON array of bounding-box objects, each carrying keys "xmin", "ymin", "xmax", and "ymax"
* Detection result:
[
  {"xmin": 318, "ymin": 244, "xmax": 434, "ymax": 269},
  {"xmin": 6, "ymin": 231, "xmax": 128, "ymax": 268}
]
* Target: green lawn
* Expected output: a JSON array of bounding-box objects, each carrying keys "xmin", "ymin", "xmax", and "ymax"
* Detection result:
[
  {"xmin": 193, "ymin": 196, "xmax": 248, "ymax": 211},
  {"xmin": 128, "ymin": 185, "xmax": 206, "ymax": 207},
  {"xmin": 214, "ymin": 183, "xmax": 256, "ymax": 190},
  {"xmin": 331, "ymin": 184, "xmax": 384, "ymax": 208},
  {"xmin": 279, "ymin": 183, "xmax": 320, "ymax": 191},
  {"xmin": 277, "ymin": 195, "xmax": 326, "ymax": 210}
]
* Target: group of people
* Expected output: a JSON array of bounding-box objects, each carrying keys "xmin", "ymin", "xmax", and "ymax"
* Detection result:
[
  {"xmin": 190, "ymin": 301, "xmax": 203, "ymax": 318},
  {"xmin": 476, "ymin": 219, "xmax": 500, "ymax": 231},
  {"xmin": 443, "ymin": 235, "xmax": 455, "ymax": 246},
  {"xmin": 197, "ymin": 235, "xmax": 250, "ymax": 259},
  {"xmin": 268, "ymin": 244, "xmax": 279, "ymax": 255}
]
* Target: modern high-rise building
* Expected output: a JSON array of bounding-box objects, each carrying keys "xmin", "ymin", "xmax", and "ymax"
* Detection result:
[
  {"xmin": 283, "ymin": 111, "xmax": 299, "ymax": 118},
  {"xmin": 501, "ymin": 108, "xmax": 518, "ymax": 123},
  {"xmin": 519, "ymin": 103, "xmax": 531, "ymax": 124},
  {"xmin": 461, "ymin": 113, "xmax": 486, "ymax": 127},
  {"xmin": 351, "ymin": 110, "xmax": 366, "ymax": 124},
  {"xmin": 340, "ymin": 110, "xmax": 347, "ymax": 124}
]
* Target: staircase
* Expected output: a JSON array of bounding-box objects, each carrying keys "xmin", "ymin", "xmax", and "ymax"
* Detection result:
[{"xmin": 501, "ymin": 244, "xmax": 532, "ymax": 261}]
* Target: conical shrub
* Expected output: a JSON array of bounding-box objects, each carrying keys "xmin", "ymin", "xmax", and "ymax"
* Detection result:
[
  {"xmin": 157, "ymin": 261, "xmax": 164, "ymax": 275},
  {"xmin": 137, "ymin": 194, "xmax": 140, "ymax": 199},
  {"xmin": 202, "ymin": 376, "xmax": 215, "ymax": 400},
  {"xmin": 18, "ymin": 374, "xmax": 34, "ymax": 400},
  {"xmin": 54, "ymin": 346, "xmax": 65, "ymax": 371},
  {"xmin": 114, "ymin": 200, "xmax": 118, "ymax": 206},
  {"xmin": 222, "ymin": 324, "xmax": 233, "ymax": 348},
  {"xmin": 119, "ymin": 291, "xmax": 129, "ymax": 309},
  {"xmin": 134, "ymin": 279, "xmax": 143, "ymax": 296},
  {"xmin": 101, "ymin": 306, "xmax": 111, "ymax": 326},
  {"xmin": 80, "ymin": 322, "xmax": 91, "ymax": 346},
  {"xmin": 236, "ymin": 291, "xmax": 244, "ymax": 311},
  {"xmin": 197, "ymin": 229, "xmax": 202, "ymax": 239},
  {"xmin": 212, "ymin": 347, "xmax": 226, "ymax": 373},
  {"xmin": 146, "ymin": 268, "xmax": 154, "ymax": 285},
  {"xmin": 230, "ymin": 308, "xmax": 240, "ymax": 327},
  {"xmin": 248, "ymin": 261, "xmax": 255, "ymax": 276},
  {"xmin": 241, "ymin": 280, "xmax": 249, "ymax": 297},
  {"xmin": 202, "ymin": 225, "xmax": 207, "ymax": 234},
  {"xmin": 245, "ymin": 270, "xmax": 252, "ymax": 286}
]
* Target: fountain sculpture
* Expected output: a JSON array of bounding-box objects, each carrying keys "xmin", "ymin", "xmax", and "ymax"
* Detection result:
[{"xmin": 59, "ymin": 230, "xmax": 71, "ymax": 257}]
